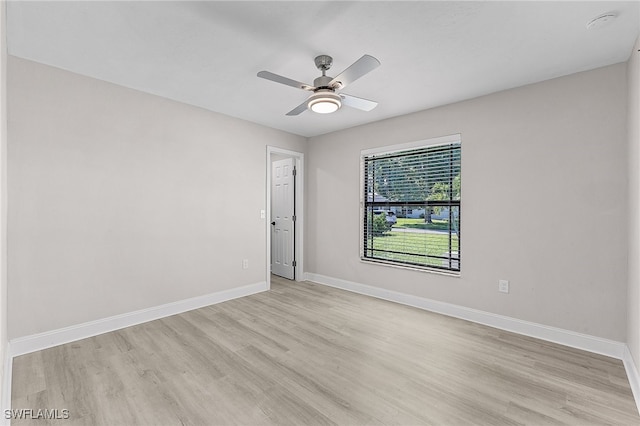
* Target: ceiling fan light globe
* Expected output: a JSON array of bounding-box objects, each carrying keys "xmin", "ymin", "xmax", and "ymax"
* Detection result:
[
  {"xmin": 307, "ymin": 92, "xmax": 342, "ymax": 114},
  {"xmin": 310, "ymin": 99, "xmax": 340, "ymax": 114}
]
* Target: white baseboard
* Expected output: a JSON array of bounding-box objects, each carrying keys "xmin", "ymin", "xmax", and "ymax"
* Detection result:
[
  {"xmin": 304, "ymin": 273, "xmax": 626, "ymax": 359},
  {"xmin": 623, "ymin": 346, "xmax": 640, "ymax": 415},
  {"xmin": 9, "ymin": 281, "xmax": 267, "ymax": 358},
  {"xmin": 1, "ymin": 342, "xmax": 12, "ymax": 426}
]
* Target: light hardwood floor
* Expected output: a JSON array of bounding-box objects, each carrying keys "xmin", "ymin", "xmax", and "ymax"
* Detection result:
[{"xmin": 11, "ymin": 276, "xmax": 640, "ymax": 425}]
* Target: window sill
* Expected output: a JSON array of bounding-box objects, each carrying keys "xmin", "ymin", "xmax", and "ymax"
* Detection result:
[{"xmin": 360, "ymin": 258, "xmax": 461, "ymax": 278}]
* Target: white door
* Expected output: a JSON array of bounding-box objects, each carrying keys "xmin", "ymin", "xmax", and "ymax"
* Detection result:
[{"xmin": 271, "ymin": 158, "xmax": 295, "ymax": 279}]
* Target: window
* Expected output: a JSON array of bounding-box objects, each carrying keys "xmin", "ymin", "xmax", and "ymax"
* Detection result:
[{"xmin": 361, "ymin": 135, "xmax": 461, "ymax": 273}]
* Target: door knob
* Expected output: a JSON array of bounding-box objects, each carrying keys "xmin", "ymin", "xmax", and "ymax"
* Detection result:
[{"xmin": 271, "ymin": 221, "xmax": 276, "ymax": 226}]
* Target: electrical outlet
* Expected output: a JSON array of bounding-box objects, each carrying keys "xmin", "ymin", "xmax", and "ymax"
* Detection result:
[
  {"xmin": 498, "ymin": 279, "xmax": 509, "ymax": 293},
  {"xmin": 242, "ymin": 259, "xmax": 249, "ymax": 270}
]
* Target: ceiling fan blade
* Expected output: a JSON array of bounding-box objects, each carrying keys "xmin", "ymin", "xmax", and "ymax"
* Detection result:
[
  {"xmin": 286, "ymin": 100, "xmax": 309, "ymax": 116},
  {"xmin": 257, "ymin": 71, "xmax": 315, "ymax": 91},
  {"xmin": 340, "ymin": 93, "xmax": 378, "ymax": 111},
  {"xmin": 329, "ymin": 55, "xmax": 380, "ymax": 90}
]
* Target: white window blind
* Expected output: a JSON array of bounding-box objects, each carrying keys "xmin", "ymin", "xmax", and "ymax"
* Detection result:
[{"xmin": 362, "ymin": 139, "xmax": 461, "ymax": 272}]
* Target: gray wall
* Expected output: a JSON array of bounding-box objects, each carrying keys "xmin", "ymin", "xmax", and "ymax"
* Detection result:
[
  {"xmin": 7, "ymin": 57, "xmax": 307, "ymax": 339},
  {"xmin": 628, "ymin": 35, "xmax": 640, "ymax": 366},
  {"xmin": 307, "ymin": 63, "xmax": 628, "ymax": 341},
  {"xmin": 6, "ymin": 53, "xmax": 632, "ymax": 346}
]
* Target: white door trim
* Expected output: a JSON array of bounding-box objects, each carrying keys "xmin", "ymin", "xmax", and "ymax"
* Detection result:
[{"xmin": 266, "ymin": 147, "xmax": 304, "ymax": 289}]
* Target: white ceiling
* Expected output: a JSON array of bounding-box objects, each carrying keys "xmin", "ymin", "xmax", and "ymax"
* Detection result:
[{"xmin": 7, "ymin": 1, "xmax": 640, "ymax": 138}]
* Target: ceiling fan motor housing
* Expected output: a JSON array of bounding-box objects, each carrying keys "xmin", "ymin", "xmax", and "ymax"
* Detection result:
[{"xmin": 313, "ymin": 75, "xmax": 334, "ymax": 89}]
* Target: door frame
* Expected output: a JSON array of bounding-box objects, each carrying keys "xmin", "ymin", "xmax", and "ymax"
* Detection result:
[{"xmin": 266, "ymin": 146, "xmax": 304, "ymax": 288}]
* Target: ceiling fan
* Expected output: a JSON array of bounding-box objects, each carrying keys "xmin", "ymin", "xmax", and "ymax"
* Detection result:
[{"xmin": 257, "ymin": 54, "xmax": 381, "ymax": 116}]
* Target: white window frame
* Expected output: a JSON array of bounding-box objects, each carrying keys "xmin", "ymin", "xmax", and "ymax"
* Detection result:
[{"xmin": 359, "ymin": 134, "xmax": 461, "ymax": 275}]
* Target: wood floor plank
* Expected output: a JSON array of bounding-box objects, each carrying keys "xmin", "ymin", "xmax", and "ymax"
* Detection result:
[{"xmin": 10, "ymin": 276, "xmax": 640, "ymax": 425}]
